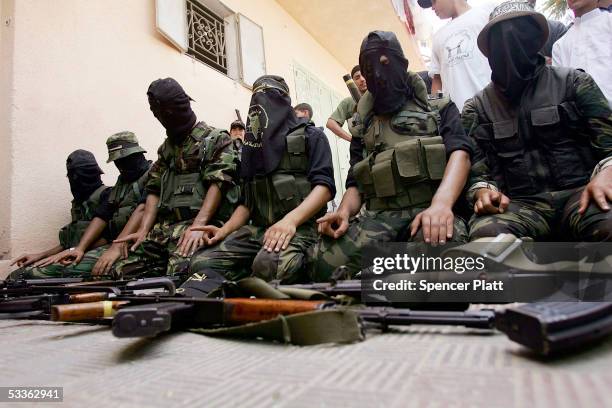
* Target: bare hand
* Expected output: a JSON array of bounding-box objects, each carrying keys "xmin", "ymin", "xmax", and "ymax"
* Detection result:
[
  {"xmin": 410, "ymin": 204, "xmax": 454, "ymax": 245},
  {"xmin": 263, "ymin": 218, "xmax": 297, "ymax": 252},
  {"xmin": 177, "ymin": 228, "xmax": 206, "ymax": 257},
  {"xmin": 92, "ymin": 244, "xmax": 124, "ymax": 277},
  {"xmin": 190, "ymin": 225, "xmax": 228, "ymax": 246},
  {"xmin": 35, "ymin": 247, "xmax": 85, "ymax": 267},
  {"xmin": 113, "ymin": 230, "xmax": 147, "ymax": 252},
  {"xmin": 10, "ymin": 252, "xmax": 45, "ymax": 268},
  {"xmin": 578, "ymin": 167, "xmax": 612, "ymax": 214},
  {"xmin": 474, "ymin": 189, "xmax": 510, "ymax": 215},
  {"xmin": 317, "ymin": 212, "xmax": 350, "ymax": 239}
]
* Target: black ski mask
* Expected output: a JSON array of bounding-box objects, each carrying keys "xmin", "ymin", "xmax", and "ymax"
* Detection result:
[
  {"xmin": 359, "ymin": 31, "xmax": 412, "ymax": 115},
  {"xmin": 488, "ymin": 17, "xmax": 546, "ymax": 103},
  {"xmin": 114, "ymin": 153, "xmax": 151, "ymax": 183},
  {"xmin": 66, "ymin": 150, "xmax": 104, "ymax": 203},
  {"xmin": 240, "ymin": 75, "xmax": 299, "ymax": 178},
  {"xmin": 147, "ymin": 78, "xmax": 197, "ymax": 143}
]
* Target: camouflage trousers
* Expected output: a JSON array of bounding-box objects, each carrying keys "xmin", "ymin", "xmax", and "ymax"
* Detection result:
[
  {"xmin": 307, "ymin": 208, "xmax": 469, "ymax": 282},
  {"xmin": 9, "ymin": 245, "xmax": 111, "ymax": 280},
  {"xmin": 112, "ymin": 218, "xmax": 193, "ymax": 279},
  {"xmin": 188, "ymin": 223, "xmax": 318, "ymax": 285},
  {"xmin": 469, "ymin": 187, "xmax": 612, "ymax": 241}
]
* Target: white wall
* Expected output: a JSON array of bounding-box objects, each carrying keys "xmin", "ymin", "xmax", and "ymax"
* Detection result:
[{"xmin": 2, "ymin": 0, "xmax": 351, "ymax": 272}]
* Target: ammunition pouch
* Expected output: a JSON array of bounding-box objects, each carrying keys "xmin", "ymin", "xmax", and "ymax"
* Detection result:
[
  {"xmin": 353, "ymin": 137, "xmax": 446, "ymax": 210},
  {"xmin": 246, "ymin": 126, "xmax": 316, "ymax": 226},
  {"xmin": 159, "ymin": 171, "xmax": 205, "ymax": 222}
]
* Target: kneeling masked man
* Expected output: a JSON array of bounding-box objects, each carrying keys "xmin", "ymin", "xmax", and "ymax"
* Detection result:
[
  {"xmin": 309, "ymin": 30, "xmax": 473, "ymax": 281},
  {"xmin": 182, "ymin": 75, "xmax": 335, "ymax": 295},
  {"xmin": 464, "ymin": 0, "xmax": 612, "ymax": 241}
]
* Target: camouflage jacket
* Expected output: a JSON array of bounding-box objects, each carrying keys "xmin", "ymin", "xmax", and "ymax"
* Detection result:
[
  {"xmin": 146, "ymin": 121, "xmax": 240, "ymax": 224},
  {"xmin": 463, "ymin": 66, "xmax": 612, "ymax": 196}
]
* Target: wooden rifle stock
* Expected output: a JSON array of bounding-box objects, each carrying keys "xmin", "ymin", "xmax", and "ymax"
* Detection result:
[
  {"xmin": 52, "ymin": 301, "xmax": 128, "ymax": 321},
  {"xmin": 224, "ymin": 298, "xmax": 328, "ymax": 324}
]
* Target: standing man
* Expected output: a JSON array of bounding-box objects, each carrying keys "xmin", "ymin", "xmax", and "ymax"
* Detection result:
[
  {"xmin": 464, "ymin": 0, "xmax": 612, "ymax": 241},
  {"xmin": 310, "ymin": 31, "xmax": 473, "ymax": 281},
  {"xmin": 114, "ymin": 78, "xmax": 240, "ymax": 278},
  {"xmin": 552, "ymin": 0, "xmax": 612, "ymax": 106},
  {"xmin": 16, "ymin": 132, "xmax": 153, "ymax": 279},
  {"xmin": 326, "ymin": 65, "xmax": 367, "ymax": 142},
  {"xmin": 184, "ymin": 75, "xmax": 335, "ymax": 294},
  {"xmin": 10, "ymin": 150, "xmax": 110, "ymax": 278},
  {"xmin": 421, "ymin": 0, "xmax": 495, "ymax": 111},
  {"xmin": 229, "ymin": 119, "xmax": 245, "ymax": 156},
  {"xmin": 294, "ymin": 103, "xmax": 314, "ymax": 124}
]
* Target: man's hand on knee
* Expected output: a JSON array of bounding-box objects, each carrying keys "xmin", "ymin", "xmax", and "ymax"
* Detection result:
[
  {"xmin": 263, "ymin": 217, "xmax": 297, "ymax": 253},
  {"xmin": 474, "ymin": 189, "xmax": 510, "ymax": 215},
  {"xmin": 410, "ymin": 204, "xmax": 454, "ymax": 245},
  {"xmin": 579, "ymin": 167, "xmax": 612, "ymax": 214}
]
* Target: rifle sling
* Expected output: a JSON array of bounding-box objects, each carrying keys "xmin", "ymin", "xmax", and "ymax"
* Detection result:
[{"xmin": 190, "ymin": 309, "xmax": 363, "ymax": 346}]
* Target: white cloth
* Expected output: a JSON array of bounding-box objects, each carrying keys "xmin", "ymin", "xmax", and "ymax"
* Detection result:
[
  {"xmin": 552, "ymin": 8, "xmax": 612, "ymax": 107},
  {"xmin": 429, "ymin": 4, "xmax": 496, "ymax": 111}
]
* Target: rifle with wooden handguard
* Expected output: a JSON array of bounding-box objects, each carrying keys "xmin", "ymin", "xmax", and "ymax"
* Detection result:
[{"xmin": 0, "ymin": 277, "xmax": 177, "ymax": 318}]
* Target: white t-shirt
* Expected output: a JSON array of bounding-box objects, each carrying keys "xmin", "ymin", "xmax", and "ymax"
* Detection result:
[
  {"xmin": 429, "ymin": 4, "xmax": 496, "ymax": 111},
  {"xmin": 552, "ymin": 8, "xmax": 612, "ymax": 108}
]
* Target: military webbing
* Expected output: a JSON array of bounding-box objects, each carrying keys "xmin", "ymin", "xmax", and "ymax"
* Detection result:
[
  {"xmin": 234, "ymin": 277, "xmax": 329, "ymax": 301},
  {"xmin": 190, "ymin": 309, "xmax": 364, "ymax": 346},
  {"xmin": 187, "ymin": 277, "xmax": 364, "ymax": 345}
]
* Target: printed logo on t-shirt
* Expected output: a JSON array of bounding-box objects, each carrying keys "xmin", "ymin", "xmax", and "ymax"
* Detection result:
[{"xmin": 443, "ymin": 29, "xmax": 475, "ymax": 67}]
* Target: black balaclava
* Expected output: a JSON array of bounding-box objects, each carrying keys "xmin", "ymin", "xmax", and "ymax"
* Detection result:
[
  {"xmin": 66, "ymin": 150, "xmax": 104, "ymax": 203},
  {"xmin": 240, "ymin": 75, "xmax": 299, "ymax": 178},
  {"xmin": 114, "ymin": 153, "xmax": 150, "ymax": 183},
  {"xmin": 147, "ymin": 78, "xmax": 197, "ymax": 144},
  {"xmin": 359, "ymin": 31, "xmax": 412, "ymax": 115},
  {"xmin": 488, "ymin": 17, "xmax": 546, "ymax": 103}
]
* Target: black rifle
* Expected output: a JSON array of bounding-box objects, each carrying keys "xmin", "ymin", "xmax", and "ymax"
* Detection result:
[
  {"xmin": 108, "ymin": 298, "xmax": 612, "ymax": 356},
  {"xmin": 0, "ymin": 277, "xmax": 177, "ymax": 318}
]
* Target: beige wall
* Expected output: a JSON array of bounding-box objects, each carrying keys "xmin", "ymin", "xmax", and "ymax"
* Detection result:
[
  {"xmin": 0, "ymin": 0, "xmax": 15, "ymax": 274},
  {"xmin": 1, "ymin": 0, "xmax": 352, "ymax": 274}
]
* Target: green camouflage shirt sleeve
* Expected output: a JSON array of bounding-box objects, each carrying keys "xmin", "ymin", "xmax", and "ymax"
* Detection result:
[
  {"xmin": 145, "ymin": 142, "xmax": 169, "ymax": 196},
  {"xmin": 201, "ymin": 130, "xmax": 239, "ymax": 192},
  {"xmin": 462, "ymin": 97, "xmax": 497, "ymax": 192},
  {"xmin": 573, "ymin": 70, "xmax": 612, "ymax": 162},
  {"xmin": 329, "ymin": 97, "xmax": 356, "ymax": 126}
]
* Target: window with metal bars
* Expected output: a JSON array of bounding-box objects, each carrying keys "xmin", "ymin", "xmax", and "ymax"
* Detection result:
[{"xmin": 186, "ymin": 0, "xmax": 227, "ymax": 75}]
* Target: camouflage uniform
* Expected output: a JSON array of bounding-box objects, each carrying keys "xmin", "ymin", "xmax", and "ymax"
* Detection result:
[
  {"xmin": 309, "ymin": 71, "xmax": 471, "ymax": 281},
  {"xmin": 11, "ymin": 185, "xmax": 109, "ymax": 280},
  {"xmin": 188, "ymin": 121, "xmax": 334, "ymax": 286},
  {"xmin": 14, "ymin": 132, "xmax": 150, "ymax": 279},
  {"xmin": 465, "ymin": 66, "xmax": 612, "ymax": 241},
  {"xmin": 113, "ymin": 122, "xmax": 239, "ymax": 279}
]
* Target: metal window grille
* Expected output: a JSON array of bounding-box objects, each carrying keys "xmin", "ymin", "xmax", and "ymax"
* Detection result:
[{"xmin": 186, "ymin": 0, "xmax": 227, "ymax": 74}]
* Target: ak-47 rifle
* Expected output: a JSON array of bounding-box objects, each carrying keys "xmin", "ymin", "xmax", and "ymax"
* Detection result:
[
  {"xmin": 49, "ymin": 287, "xmax": 612, "ymax": 356},
  {"xmin": 0, "ymin": 277, "xmax": 177, "ymax": 318}
]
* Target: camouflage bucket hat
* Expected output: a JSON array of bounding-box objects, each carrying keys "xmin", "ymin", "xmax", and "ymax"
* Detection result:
[
  {"xmin": 477, "ymin": 0, "xmax": 549, "ymax": 57},
  {"xmin": 106, "ymin": 131, "xmax": 147, "ymax": 163}
]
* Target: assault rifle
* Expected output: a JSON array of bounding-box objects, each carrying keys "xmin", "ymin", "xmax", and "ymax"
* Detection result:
[
  {"xmin": 0, "ymin": 277, "xmax": 178, "ymax": 318},
  {"xmin": 50, "ymin": 290, "xmax": 612, "ymax": 356}
]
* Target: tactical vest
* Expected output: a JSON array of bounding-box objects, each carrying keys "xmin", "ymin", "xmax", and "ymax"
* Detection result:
[
  {"xmin": 158, "ymin": 127, "xmax": 216, "ymax": 222},
  {"xmin": 106, "ymin": 167, "xmax": 151, "ymax": 238},
  {"xmin": 470, "ymin": 66, "xmax": 597, "ymax": 196},
  {"xmin": 58, "ymin": 184, "xmax": 107, "ymax": 248},
  {"xmin": 352, "ymin": 72, "xmax": 448, "ymax": 211},
  {"xmin": 244, "ymin": 124, "xmax": 317, "ymax": 227}
]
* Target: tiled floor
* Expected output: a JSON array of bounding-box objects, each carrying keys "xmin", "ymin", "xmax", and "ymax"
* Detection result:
[{"xmin": 1, "ymin": 317, "xmax": 611, "ymax": 407}]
